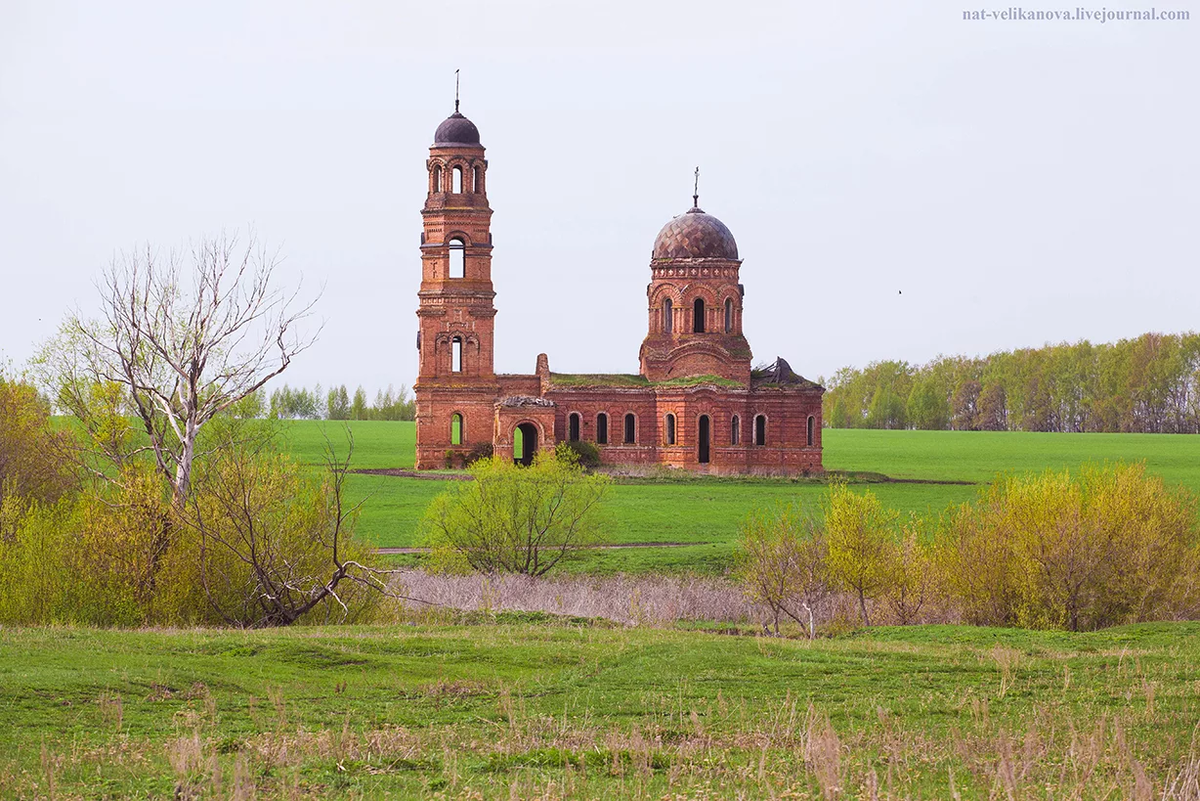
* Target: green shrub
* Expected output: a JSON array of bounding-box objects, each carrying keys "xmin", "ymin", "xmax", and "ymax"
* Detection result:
[
  {"xmin": 561, "ymin": 439, "xmax": 601, "ymax": 469},
  {"xmin": 165, "ymin": 445, "xmax": 380, "ymax": 627},
  {"xmin": 0, "ymin": 377, "xmax": 75, "ymax": 507},
  {"xmin": 423, "ymin": 447, "xmax": 610, "ymax": 575},
  {"xmin": 939, "ymin": 463, "xmax": 1200, "ymax": 630},
  {"xmin": 824, "ymin": 482, "xmax": 899, "ymax": 626},
  {"xmin": 465, "ymin": 442, "xmax": 494, "ymax": 466}
]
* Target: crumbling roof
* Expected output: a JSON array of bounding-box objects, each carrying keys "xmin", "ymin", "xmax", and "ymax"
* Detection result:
[
  {"xmin": 751, "ymin": 357, "xmax": 824, "ymax": 390},
  {"xmin": 497, "ymin": 395, "xmax": 556, "ymax": 408}
]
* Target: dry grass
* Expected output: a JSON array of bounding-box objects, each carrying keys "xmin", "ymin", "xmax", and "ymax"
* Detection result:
[
  {"xmin": 384, "ymin": 569, "xmax": 960, "ymax": 631},
  {"xmin": 388, "ymin": 569, "xmax": 754, "ymax": 626},
  {"xmin": 7, "ymin": 695, "xmax": 1200, "ymax": 799}
]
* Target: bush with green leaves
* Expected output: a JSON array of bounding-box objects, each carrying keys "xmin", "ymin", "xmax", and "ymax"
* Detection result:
[
  {"xmin": 824, "ymin": 482, "xmax": 899, "ymax": 626},
  {"xmin": 0, "ymin": 399, "xmax": 388, "ymax": 627},
  {"xmin": 464, "ymin": 442, "xmax": 494, "ymax": 466},
  {"xmin": 167, "ymin": 437, "xmax": 382, "ymax": 627},
  {"xmin": 0, "ymin": 376, "xmax": 75, "ymax": 510},
  {"xmin": 560, "ymin": 440, "xmax": 602, "ymax": 469},
  {"xmin": 423, "ymin": 445, "xmax": 611, "ymax": 575},
  {"xmin": 939, "ymin": 463, "xmax": 1200, "ymax": 630}
]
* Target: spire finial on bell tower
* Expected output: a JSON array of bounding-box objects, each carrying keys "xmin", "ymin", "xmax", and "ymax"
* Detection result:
[
  {"xmin": 454, "ymin": 68, "xmax": 460, "ymax": 113},
  {"xmin": 692, "ymin": 166, "xmax": 700, "ymax": 209}
]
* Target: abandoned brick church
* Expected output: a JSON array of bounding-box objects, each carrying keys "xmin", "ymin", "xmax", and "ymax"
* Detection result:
[{"xmin": 413, "ymin": 103, "xmax": 824, "ymax": 474}]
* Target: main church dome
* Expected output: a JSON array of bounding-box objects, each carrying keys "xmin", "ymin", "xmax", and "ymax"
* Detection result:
[
  {"xmin": 652, "ymin": 206, "xmax": 739, "ymax": 260},
  {"xmin": 434, "ymin": 112, "xmax": 481, "ymax": 146}
]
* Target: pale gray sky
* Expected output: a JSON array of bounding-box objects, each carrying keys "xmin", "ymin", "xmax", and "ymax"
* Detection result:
[{"xmin": 1, "ymin": 0, "xmax": 1196, "ymax": 392}]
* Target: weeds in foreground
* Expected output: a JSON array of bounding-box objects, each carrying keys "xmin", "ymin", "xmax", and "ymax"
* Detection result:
[
  {"xmin": 3, "ymin": 621, "xmax": 1200, "ymax": 799},
  {"xmin": 8, "ymin": 703, "xmax": 1199, "ymax": 799}
]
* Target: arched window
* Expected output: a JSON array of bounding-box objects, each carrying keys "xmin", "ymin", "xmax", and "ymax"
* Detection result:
[
  {"xmin": 624, "ymin": 413, "xmax": 636, "ymax": 444},
  {"xmin": 473, "ymin": 165, "xmax": 483, "ymax": 193},
  {"xmin": 663, "ymin": 298, "xmax": 673, "ymax": 334},
  {"xmin": 432, "ymin": 165, "xmax": 442, "ymax": 193},
  {"xmin": 451, "ymin": 336, "xmax": 463, "ymax": 373},
  {"xmin": 596, "ymin": 412, "xmax": 608, "ymax": 445},
  {"xmin": 451, "ymin": 413, "xmax": 463, "ymax": 445},
  {"xmin": 754, "ymin": 414, "xmax": 766, "ymax": 446},
  {"xmin": 665, "ymin": 413, "xmax": 677, "ymax": 445},
  {"xmin": 731, "ymin": 415, "xmax": 740, "ymax": 445},
  {"xmin": 452, "ymin": 165, "xmax": 463, "ymax": 193},
  {"xmin": 724, "ymin": 298, "xmax": 734, "ymax": 332},
  {"xmin": 807, "ymin": 415, "xmax": 815, "ymax": 447},
  {"xmin": 448, "ymin": 238, "xmax": 465, "ymax": 279},
  {"xmin": 569, "ymin": 413, "xmax": 581, "ymax": 442},
  {"xmin": 693, "ymin": 298, "xmax": 705, "ymax": 333}
]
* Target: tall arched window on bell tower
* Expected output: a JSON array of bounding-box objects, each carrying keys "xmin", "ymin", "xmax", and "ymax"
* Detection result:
[
  {"xmin": 448, "ymin": 238, "xmax": 465, "ymax": 279},
  {"xmin": 693, "ymin": 298, "xmax": 705, "ymax": 333},
  {"xmin": 663, "ymin": 299, "xmax": 673, "ymax": 334},
  {"xmin": 724, "ymin": 298, "xmax": 734, "ymax": 332},
  {"xmin": 431, "ymin": 164, "xmax": 442, "ymax": 193}
]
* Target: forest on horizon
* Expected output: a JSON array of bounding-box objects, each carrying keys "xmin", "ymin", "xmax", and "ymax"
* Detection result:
[{"xmin": 822, "ymin": 331, "xmax": 1200, "ymax": 434}]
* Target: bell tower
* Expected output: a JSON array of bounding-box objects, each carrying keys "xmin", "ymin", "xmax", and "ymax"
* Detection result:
[{"xmin": 413, "ymin": 99, "xmax": 499, "ymax": 469}]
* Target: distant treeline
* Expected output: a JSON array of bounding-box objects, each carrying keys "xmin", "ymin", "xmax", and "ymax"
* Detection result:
[
  {"xmin": 824, "ymin": 332, "xmax": 1200, "ymax": 433},
  {"xmin": 261, "ymin": 383, "xmax": 416, "ymax": 421}
]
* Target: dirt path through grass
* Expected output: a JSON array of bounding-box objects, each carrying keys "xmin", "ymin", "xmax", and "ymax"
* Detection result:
[{"xmin": 377, "ymin": 541, "xmax": 705, "ymax": 554}]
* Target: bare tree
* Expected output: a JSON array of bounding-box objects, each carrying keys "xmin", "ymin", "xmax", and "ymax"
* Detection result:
[
  {"xmin": 184, "ymin": 429, "xmax": 411, "ymax": 628},
  {"xmin": 734, "ymin": 504, "xmax": 832, "ymax": 637},
  {"xmin": 44, "ymin": 232, "xmax": 316, "ymax": 506}
]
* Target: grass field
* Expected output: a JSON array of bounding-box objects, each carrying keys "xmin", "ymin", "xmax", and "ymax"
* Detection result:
[
  {"xmin": 2, "ymin": 621, "xmax": 1198, "ymax": 798},
  {"xmin": 281, "ymin": 422, "xmax": 1200, "ymax": 572},
  {"xmin": 8, "ymin": 425, "xmax": 1199, "ymax": 798}
]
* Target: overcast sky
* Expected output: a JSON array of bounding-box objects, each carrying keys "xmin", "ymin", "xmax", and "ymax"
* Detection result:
[{"xmin": 1, "ymin": 0, "xmax": 1196, "ymax": 394}]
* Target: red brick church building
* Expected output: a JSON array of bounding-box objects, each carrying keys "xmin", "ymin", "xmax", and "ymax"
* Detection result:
[{"xmin": 413, "ymin": 103, "xmax": 824, "ymax": 474}]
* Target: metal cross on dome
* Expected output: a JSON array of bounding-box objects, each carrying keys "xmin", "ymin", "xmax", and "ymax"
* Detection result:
[{"xmin": 693, "ymin": 166, "xmax": 700, "ymax": 208}]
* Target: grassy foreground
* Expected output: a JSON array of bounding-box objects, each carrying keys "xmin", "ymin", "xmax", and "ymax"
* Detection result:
[
  {"xmin": 280, "ymin": 422, "xmax": 1200, "ymax": 572},
  {"xmin": 1, "ymin": 621, "xmax": 1198, "ymax": 798}
]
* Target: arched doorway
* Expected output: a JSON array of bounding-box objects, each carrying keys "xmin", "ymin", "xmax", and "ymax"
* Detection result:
[
  {"xmin": 514, "ymin": 422, "xmax": 539, "ymax": 466},
  {"xmin": 698, "ymin": 415, "xmax": 711, "ymax": 464}
]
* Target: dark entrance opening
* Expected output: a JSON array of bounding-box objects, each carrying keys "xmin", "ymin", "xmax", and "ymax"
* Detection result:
[
  {"xmin": 698, "ymin": 415, "xmax": 711, "ymax": 464},
  {"xmin": 515, "ymin": 422, "xmax": 539, "ymax": 466}
]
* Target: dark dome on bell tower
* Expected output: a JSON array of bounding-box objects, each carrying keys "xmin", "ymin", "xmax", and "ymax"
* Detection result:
[{"xmin": 434, "ymin": 112, "xmax": 481, "ymax": 146}]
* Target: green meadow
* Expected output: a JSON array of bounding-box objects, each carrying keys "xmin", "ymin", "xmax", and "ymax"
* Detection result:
[
  {"xmin": 7, "ymin": 424, "xmax": 1200, "ymax": 798},
  {"xmin": 2, "ymin": 621, "xmax": 1197, "ymax": 798},
  {"xmin": 281, "ymin": 422, "xmax": 1200, "ymax": 572}
]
